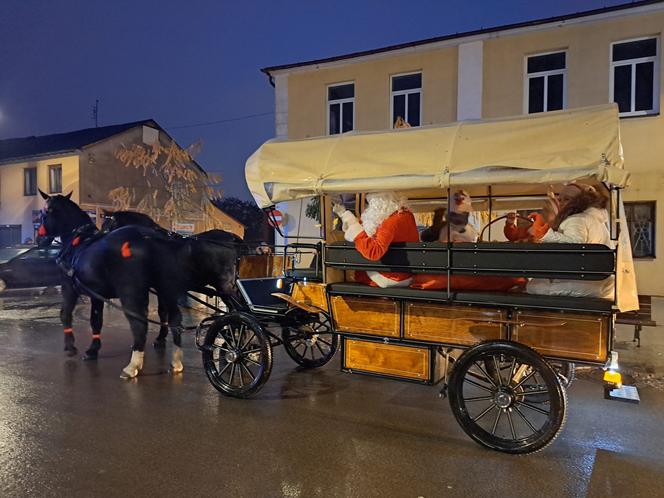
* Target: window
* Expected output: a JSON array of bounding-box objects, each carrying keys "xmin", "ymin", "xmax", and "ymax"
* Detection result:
[
  {"xmin": 391, "ymin": 72, "xmax": 421, "ymax": 127},
  {"xmin": 525, "ymin": 51, "xmax": 566, "ymax": 114},
  {"xmin": 49, "ymin": 164, "xmax": 62, "ymax": 194},
  {"xmin": 611, "ymin": 37, "xmax": 659, "ymax": 116},
  {"xmin": 625, "ymin": 201, "xmax": 656, "ymax": 258},
  {"xmin": 24, "ymin": 168, "xmax": 37, "ymax": 196},
  {"xmin": 327, "ymin": 83, "xmax": 354, "ymax": 135}
]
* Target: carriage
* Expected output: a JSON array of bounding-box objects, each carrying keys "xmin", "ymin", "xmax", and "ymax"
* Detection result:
[{"xmin": 196, "ymin": 103, "xmax": 638, "ymax": 454}]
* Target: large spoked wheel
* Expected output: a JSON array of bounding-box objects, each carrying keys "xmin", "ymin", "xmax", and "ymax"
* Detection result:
[
  {"xmin": 448, "ymin": 341, "xmax": 567, "ymax": 454},
  {"xmin": 202, "ymin": 312, "xmax": 272, "ymax": 398},
  {"xmin": 282, "ymin": 312, "xmax": 338, "ymax": 368}
]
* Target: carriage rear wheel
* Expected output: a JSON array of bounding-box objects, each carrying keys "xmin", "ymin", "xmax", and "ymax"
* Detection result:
[
  {"xmin": 448, "ymin": 341, "xmax": 567, "ymax": 454},
  {"xmin": 202, "ymin": 312, "xmax": 272, "ymax": 398},
  {"xmin": 282, "ymin": 313, "xmax": 338, "ymax": 368}
]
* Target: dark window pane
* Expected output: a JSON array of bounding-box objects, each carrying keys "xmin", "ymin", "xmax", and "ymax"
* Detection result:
[
  {"xmin": 49, "ymin": 166, "xmax": 62, "ymax": 194},
  {"xmin": 328, "ymin": 83, "xmax": 354, "ymax": 101},
  {"xmin": 392, "ymin": 73, "xmax": 422, "ymax": 91},
  {"xmin": 528, "ymin": 76, "xmax": 545, "ymax": 113},
  {"xmin": 625, "ymin": 202, "xmax": 656, "ymax": 258},
  {"xmin": 613, "ymin": 38, "xmax": 657, "ymax": 62},
  {"xmin": 329, "ymin": 103, "xmax": 340, "ymax": 134},
  {"xmin": 547, "ymin": 73, "xmax": 564, "ymax": 111},
  {"xmin": 24, "ymin": 168, "xmax": 36, "ymax": 196},
  {"xmin": 342, "ymin": 101, "xmax": 353, "ymax": 132},
  {"xmin": 407, "ymin": 92, "xmax": 421, "ymax": 126},
  {"xmin": 635, "ymin": 61, "xmax": 654, "ymax": 111},
  {"xmin": 527, "ymin": 52, "xmax": 566, "ymax": 73},
  {"xmin": 393, "ymin": 94, "xmax": 406, "ymax": 126},
  {"xmin": 613, "ymin": 65, "xmax": 632, "ymax": 113}
]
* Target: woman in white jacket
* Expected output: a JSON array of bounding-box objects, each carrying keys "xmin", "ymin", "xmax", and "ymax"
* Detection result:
[{"xmin": 526, "ymin": 183, "xmax": 615, "ymax": 299}]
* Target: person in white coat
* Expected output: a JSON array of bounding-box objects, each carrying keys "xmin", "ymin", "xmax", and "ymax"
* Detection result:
[{"xmin": 526, "ymin": 183, "xmax": 615, "ymax": 299}]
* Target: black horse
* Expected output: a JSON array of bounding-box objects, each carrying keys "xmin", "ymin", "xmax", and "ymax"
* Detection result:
[
  {"xmin": 101, "ymin": 210, "xmax": 241, "ymax": 348},
  {"xmin": 38, "ymin": 191, "xmax": 192, "ymax": 378}
]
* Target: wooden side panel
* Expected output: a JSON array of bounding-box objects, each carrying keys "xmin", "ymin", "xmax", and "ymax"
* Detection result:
[
  {"xmin": 513, "ymin": 311, "xmax": 609, "ymax": 362},
  {"xmin": 238, "ymin": 255, "xmax": 289, "ymax": 278},
  {"xmin": 344, "ymin": 339, "xmax": 430, "ymax": 381},
  {"xmin": 331, "ymin": 296, "xmax": 400, "ymax": 337},
  {"xmin": 405, "ymin": 303, "xmax": 506, "ymax": 345},
  {"xmin": 291, "ymin": 282, "xmax": 328, "ymax": 312}
]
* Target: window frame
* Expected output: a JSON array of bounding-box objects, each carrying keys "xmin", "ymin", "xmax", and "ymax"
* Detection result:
[
  {"xmin": 23, "ymin": 167, "xmax": 37, "ymax": 196},
  {"xmin": 48, "ymin": 164, "xmax": 62, "ymax": 194},
  {"xmin": 523, "ymin": 49, "xmax": 568, "ymax": 114},
  {"xmin": 326, "ymin": 81, "xmax": 355, "ymax": 135},
  {"xmin": 625, "ymin": 200, "xmax": 656, "ymax": 259},
  {"xmin": 609, "ymin": 36, "xmax": 660, "ymax": 117},
  {"xmin": 390, "ymin": 71, "xmax": 423, "ymax": 128}
]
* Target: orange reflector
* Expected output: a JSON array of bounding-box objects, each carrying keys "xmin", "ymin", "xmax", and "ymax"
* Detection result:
[
  {"xmin": 38, "ymin": 225, "xmax": 47, "ymax": 236},
  {"xmin": 604, "ymin": 370, "xmax": 622, "ymax": 386},
  {"xmin": 72, "ymin": 236, "xmax": 80, "ymax": 247},
  {"xmin": 121, "ymin": 241, "xmax": 132, "ymax": 258}
]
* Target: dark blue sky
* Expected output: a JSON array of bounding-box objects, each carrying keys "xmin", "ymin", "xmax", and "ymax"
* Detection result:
[{"xmin": 1, "ymin": 0, "xmax": 628, "ymax": 199}]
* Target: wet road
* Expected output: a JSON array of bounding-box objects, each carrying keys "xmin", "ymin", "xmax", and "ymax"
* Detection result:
[{"xmin": 1, "ymin": 291, "xmax": 664, "ymax": 497}]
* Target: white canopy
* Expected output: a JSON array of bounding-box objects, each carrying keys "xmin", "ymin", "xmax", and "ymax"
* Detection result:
[{"xmin": 246, "ymin": 104, "xmax": 627, "ymax": 207}]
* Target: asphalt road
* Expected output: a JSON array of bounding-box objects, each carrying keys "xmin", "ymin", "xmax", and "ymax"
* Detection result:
[{"xmin": 0, "ymin": 291, "xmax": 663, "ymax": 497}]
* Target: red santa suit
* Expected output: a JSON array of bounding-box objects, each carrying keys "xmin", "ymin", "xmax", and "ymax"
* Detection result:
[{"xmin": 338, "ymin": 194, "xmax": 420, "ymax": 288}]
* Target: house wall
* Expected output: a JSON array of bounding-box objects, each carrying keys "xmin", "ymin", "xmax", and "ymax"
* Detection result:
[
  {"xmin": 272, "ymin": 6, "xmax": 664, "ymax": 295},
  {"xmin": 79, "ymin": 125, "xmax": 216, "ymax": 234},
  {"xmin": 0, "ymin": 154, "xmax": 79, "ymax": 243}
]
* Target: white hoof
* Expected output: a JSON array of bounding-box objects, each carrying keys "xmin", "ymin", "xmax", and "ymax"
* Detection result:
[
  {"xmin": 171, "ymin": 346, "xmax": 184, "ymax": 374},
  {"xmin": 120, "ymin": 351, "xmax": 144, "ymax": 379}
]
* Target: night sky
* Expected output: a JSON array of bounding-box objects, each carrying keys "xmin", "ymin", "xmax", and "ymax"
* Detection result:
[{"xmin": 1, "ymin": 0, "xmax": 629, "ymax": 199}]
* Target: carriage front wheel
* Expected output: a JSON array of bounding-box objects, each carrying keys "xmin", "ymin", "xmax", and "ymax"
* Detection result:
[
  {"xmin": 448, "ymin": 340, "xmax": 567, "ymax": 454},
  {"xmin": 282, "ymin": 312, "xmax": 338, "ymax": 369},
  {"xmin": 202, "ymin": 312, "xmax": 272, "ymax": 398}
]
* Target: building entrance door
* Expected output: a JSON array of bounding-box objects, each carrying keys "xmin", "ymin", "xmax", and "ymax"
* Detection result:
[{"xmin": 0, "ymin": 225, "xmax": 22, "ymax": 247}]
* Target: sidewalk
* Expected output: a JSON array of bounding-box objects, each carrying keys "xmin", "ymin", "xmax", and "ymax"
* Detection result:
[{"xmin": 610, "ymin": 296, "xmax": 664, "ymax": 390}]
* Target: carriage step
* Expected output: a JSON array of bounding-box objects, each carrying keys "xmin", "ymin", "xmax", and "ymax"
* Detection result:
[{"xmin": 604, "ymin": 384, "xmax": 640, "ymax": 404}]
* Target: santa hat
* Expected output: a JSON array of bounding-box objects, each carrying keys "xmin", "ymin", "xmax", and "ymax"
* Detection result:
[{"xmin": 450, "ymin": 190, "xmax": 472, "ymax": 214}]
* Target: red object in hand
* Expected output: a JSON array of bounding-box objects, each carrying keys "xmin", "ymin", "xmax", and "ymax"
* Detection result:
[
  {"xmin": 528, "ymin": 212, "xmax": 550, "ymax": 240},
  {"xmin": 38, "ymin": 225, "xmax": 47, "ymax": 237}
]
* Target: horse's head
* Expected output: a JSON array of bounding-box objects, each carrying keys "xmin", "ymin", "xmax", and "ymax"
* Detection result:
[{"xmin": 38, "ymin": 190, "xmax": 92, "ymax": 242}]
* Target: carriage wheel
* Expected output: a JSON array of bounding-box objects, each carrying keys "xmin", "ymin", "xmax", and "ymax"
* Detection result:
[
  {"xmin": 282, "ymin": 313, "xmax": 338, "ymax": 368},
  {"xmin": 202, "ymin": 312, "xmax": 272, "ymax": 398},
  {"xmin": 448, "ymin": 341, "xmax": 567, "ymax": 454},
  {"xmin": 549, "ymin": 360, "xmax": 576, "ymax": 389}
]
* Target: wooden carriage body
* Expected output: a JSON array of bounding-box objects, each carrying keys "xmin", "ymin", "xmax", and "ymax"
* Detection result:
[{"xmin": 289, "ymin": 241, "xmax": 616, "ymax": 383}]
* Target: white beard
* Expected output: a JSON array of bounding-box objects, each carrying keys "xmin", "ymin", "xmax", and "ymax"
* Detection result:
[{"xmin": 361, "ymin": 194, "xmax": 402, "ymax": 237}]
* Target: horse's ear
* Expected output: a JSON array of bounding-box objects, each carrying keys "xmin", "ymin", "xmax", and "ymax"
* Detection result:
[
  {"xmin": 64, "ymin": 191, "xmax": 73, "ymax": 200},
  {"xmin": 38, "ymin": 189, "xmax": 50, "ymax": 200}
]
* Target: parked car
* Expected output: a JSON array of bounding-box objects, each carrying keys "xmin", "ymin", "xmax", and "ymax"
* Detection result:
[{"xmin": 0, "ymin": 246, "xmax": 62, "ymax": 291}]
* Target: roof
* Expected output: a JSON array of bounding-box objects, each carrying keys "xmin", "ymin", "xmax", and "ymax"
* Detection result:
[
  {"xmin": 0, "ymin": 119, "xmax": 158, "ymax": 164},
  {"xmin": 245, "ymin": 104, "xmax": 627, "ymax": 207},
  {"xmin": 262, "ymin": 0, "xmax": 664, "ymax": 75}
]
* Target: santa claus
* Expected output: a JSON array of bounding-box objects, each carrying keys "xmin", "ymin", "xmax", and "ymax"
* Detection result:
[{"xmin": 333, "ymin": 192, "xmax": 419, "ymax": 288}]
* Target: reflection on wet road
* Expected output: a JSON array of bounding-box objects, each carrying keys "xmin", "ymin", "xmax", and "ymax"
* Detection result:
[{"xmin": 0, "ymin": 293, "xmax": 663, "ymax": 497}]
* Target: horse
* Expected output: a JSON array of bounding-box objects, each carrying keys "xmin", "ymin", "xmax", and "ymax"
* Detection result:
[
  {"xmin": 38, "ymin": 191, "xmax": 192, "ymax": 379},
  {"xmin": 100, "ymin": 210, "xmax": 242, "ymax": 348}
]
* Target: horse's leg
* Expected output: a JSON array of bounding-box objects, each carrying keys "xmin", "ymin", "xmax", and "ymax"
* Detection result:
[
  {"xmin": 83, "ymin": 298, "xmax": 104, "ymax": 361},
  {"xmin": 60, "ymin": 280, "xmax": 78, "ymax": 356},
  {"xmin": 168, "ymin": 301, "xmax": 184, "ymax": 374},
  {"xmin": 119, "ymin": 291, "xmax": 149, "ymax": 379},
  {"xmin": 153, "ymin": 297, "xmax": 169, "ymax": 350}
]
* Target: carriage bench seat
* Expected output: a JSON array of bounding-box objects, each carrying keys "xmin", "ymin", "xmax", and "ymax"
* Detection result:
[{"xmin": 327, "ymin": 282, "xmax": 613, "ymax": 314}]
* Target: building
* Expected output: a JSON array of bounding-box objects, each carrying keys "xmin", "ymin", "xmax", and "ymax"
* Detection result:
[
  {"xmin": 0, "ymin": 120, "xmax": 243, "ymax": 244},
  {"xmin": 261, "ymin": 0, "xmax": 664, "ymax": 296}
]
